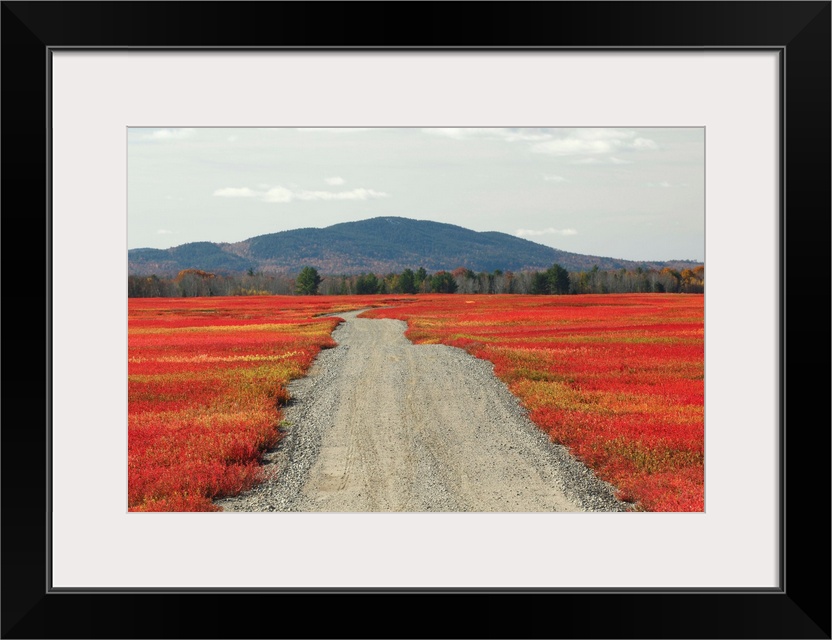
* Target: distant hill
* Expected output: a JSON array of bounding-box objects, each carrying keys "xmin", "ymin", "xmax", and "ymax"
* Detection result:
[{"xmin": 128, "ymin": 216, "xmax": 702, "ymax": 276}]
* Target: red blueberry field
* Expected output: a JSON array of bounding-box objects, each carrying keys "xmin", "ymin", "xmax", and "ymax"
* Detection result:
[
  {"xmin": 363, "ymin": 293, "xmax": 704, "ymax": 511},
  {"xmin": 128, "ymin": 295, "xmax": 409, "ymax": 511},
  {"xmin": 129, "ymin": 293, "xmax": 703, "ymax": 512}
]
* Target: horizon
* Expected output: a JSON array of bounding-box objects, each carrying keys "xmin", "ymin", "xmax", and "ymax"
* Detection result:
[{"xmin": 128, "ymin": 127, "xmax": 705, "ymax": 262}]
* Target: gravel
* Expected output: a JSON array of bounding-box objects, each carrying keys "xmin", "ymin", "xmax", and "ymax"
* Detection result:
[{"xmin": 216, "ymin": 310, "xmax": 628, "ymax": 513}]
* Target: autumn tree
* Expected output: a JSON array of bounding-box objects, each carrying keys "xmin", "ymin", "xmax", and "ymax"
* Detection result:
[
  {"xmin": 660, "ymin": 268, "xmax": 682, "ymax": 293},
  {"xmin": 175, "ymin": 269, "xmax": 216, "ymax": 297}
]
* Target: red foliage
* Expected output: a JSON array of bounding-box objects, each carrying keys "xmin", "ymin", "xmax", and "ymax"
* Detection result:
[
  {"xmin": 128, "ymin": 295, "xmax": 412, "ymax": 511},
  {"xmin": 130, "ymin": 293, "xmax": 703, "ymax": 512},
  {"xmin": 363, "ymin": 294, "xmax": 704, "ymax": 511}
]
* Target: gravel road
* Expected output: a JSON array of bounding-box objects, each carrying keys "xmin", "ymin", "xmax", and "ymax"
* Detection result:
[{"xmin": 216, "ymin": 310, "xmax": 627, "ymax": 513}]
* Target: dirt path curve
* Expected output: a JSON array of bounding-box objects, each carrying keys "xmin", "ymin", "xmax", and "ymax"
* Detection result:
[{"xmin": 217, "ymin": 310, "xmax": 626, "ymax": 513}]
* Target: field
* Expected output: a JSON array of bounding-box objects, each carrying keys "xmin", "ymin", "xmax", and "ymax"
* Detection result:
[
  {"xmin": 128, "ymin": 295, "xmax": 410, "ymax": 511},
  {"xmin": 364, "ymin": 294, "xmax": 704, "ymax": 511},
  {"xmin": 129, "ymin": 293, "xmax": 704, "ymax": 512}
]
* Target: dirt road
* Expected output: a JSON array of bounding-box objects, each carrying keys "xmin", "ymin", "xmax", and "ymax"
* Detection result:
[{"xmin": 217, "ymin": 311, "xmax": 625, "ymax": 512}]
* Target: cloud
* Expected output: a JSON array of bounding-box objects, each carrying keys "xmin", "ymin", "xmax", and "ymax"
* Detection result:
[
  {"xmin": 423, "ymin": 128, "xmax": 552, "ymax": 142},
  {"xmin": 422, "ymin": 127, "xmax": 658, "ymax": 164},
  {"xmin": 297, "ymin": 128, "xmax": 373, "ymax": 133},
  {"xmin": 214, "ymin": 184, "xmax": 389, "ymax": 203},
  {"xmin": 647, "ymin": 181, "xmax": 688, "ymax": 188},
  {"xmin": 571, "ymin": 156, "xmax": 632, "ymax": 165},
  {"xmin": 292, "ymin": 188, "xmax": 388, "ymax": 202},
  {"xmin": 261, "ymin": 187, "xmax": 294, "ymax": 203},
  {"xmin": 532, "ymin": 129, "xmax": 658, "ymax": 157},
  {"xmin": 543, "ymin": 175, "xmax": 567, "ymax": 182},
  {"xmin": 146, "ymin": 128, "xmax": 196, "ymax": 141},
  {"xmin": 213, "ymin": 187, "xmax": 259, "ymax": 198},
  {"xmin": 325, "ymin": 176, "xmax": 346, "ymax": 186},
  {"xmin": 632, "ymin": 137, "xmax": 659, "ymax": 150},
  {"xmin": 516, "ymin": 228, "xmax": 578, "ymax": 237},
  {"xmin": 156, "ymin": 229, "xmax": 174, "ymax": 235}
]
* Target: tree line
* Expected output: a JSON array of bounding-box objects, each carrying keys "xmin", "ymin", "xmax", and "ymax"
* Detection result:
[{"xmin": 128, "ymin": 264, "xmax": 704, "ymax": 298}]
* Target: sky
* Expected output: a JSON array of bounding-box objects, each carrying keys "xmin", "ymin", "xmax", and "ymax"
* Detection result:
[{"xmin": 128, "ymin": 127, "xmax": 704, "ymax": 262}]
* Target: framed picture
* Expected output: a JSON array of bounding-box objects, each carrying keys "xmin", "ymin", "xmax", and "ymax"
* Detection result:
[{"xmin": 3, "ymin": 2, "xmax": 829, "ymax": 638}]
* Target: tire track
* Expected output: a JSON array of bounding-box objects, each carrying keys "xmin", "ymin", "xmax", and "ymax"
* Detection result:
[{"xmin": 217, "ymin": 310, "xmax": 626, "ymax": 513}]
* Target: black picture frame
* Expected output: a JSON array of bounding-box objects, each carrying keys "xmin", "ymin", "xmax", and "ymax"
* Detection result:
[{"xmin": 2, "ymin": 2, "xmax": 829, "ymax": 638}]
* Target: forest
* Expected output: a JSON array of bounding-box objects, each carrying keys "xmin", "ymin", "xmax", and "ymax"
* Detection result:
[{"xmin": 127, "ymin": 264, "xmax": 704, "ymax": 298}]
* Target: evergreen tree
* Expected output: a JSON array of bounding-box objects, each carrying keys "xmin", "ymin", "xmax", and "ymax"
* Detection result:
[
  {"xmin": 546, "ymin": 263, "xmax": 570, "ymax": 294},
  {"xmin": 530, "ymin": 271, "xmax": 550, "ymax": 294},
  {"xmin": 295, "ymin": 266, "xmax": 322, "ymax": 295},
  {"xmin": 430, "ymin": 271, "xmax": 458, "ymax": 293},
  {"xmin": 398, "ymin": 268, "xmax": 417, "ymax": 294},
  {"xmin": 355, "ymin": 273, "xmax": 380, "ymax": 294}
]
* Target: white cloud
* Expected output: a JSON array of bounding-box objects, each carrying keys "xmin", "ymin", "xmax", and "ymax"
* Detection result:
[
  {"xmin": 297, "ymin": 128, "xmax": 373, "ymax": 133},
  {"xmin": 633, "ymin": 137, "xmax": 659, "ymax": 150},
  {"xmin": 536, "ymin": 139, "xmax": 613, "ymax": 156},
  {"xmin": 516, "ymin": 228, "xmax": 578, "ymax": 237},
  {"xmin": 532, "ymin": 129, "xmax": 657, "ymax": 157},
  {"xmin": 294, "ymin": 188, "xmax": 388, "ymax": 201},
  {"xmin": 325, "ymin": 176, "xmax": 346, "ymax": 186},
  {"xmin": 647, "ymin": 181, "xmax": 688, "ymax": 188},
  {"xmin": 215, "ymin": 184, "xmax": 389, "ymax": 203},
  {"xmin": 156, "ymin": 229, "xmax": 174, "ymax": 235},
  {"xmin": 227, "ymin": 135, "xmax": 238, "ymax": 142},
  {"xmin": 261, "ymin": 187, "xmax": 295, "ymax": 203},
  {"xmin": 571, "ymin": 156, "xmax": 632, "ymax": 165},
  {"xmin": 543, "ymin": 175, "xmax": 567, "ymax": 182},
  {"xmin": 422, "ymin": 127, "xmax": 658, "ymax": 162},
  {"xmin": 146, "ymin": 128, "xmax": 196, "ymax": 141},
  {"xmin": 423, "ymin": 128, "xmax": 551, "ymax": 142},
  {"xmin": 213, "ymin": 187, "xmax": 259, "ymax": 198}
]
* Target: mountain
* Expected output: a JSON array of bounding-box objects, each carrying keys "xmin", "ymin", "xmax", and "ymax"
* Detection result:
[{"xmin": 128, "ymin": 216, "xmax": 701, "ymax": 276}]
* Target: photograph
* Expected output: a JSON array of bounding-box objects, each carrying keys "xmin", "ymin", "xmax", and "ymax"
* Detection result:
[
  {"xmin": 127, "ymin": 126, "xmax": 705, "ymax": 514},
  {"xmin": 3, "ymin": 0, "xmax": 828, "ymax": 637}
]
